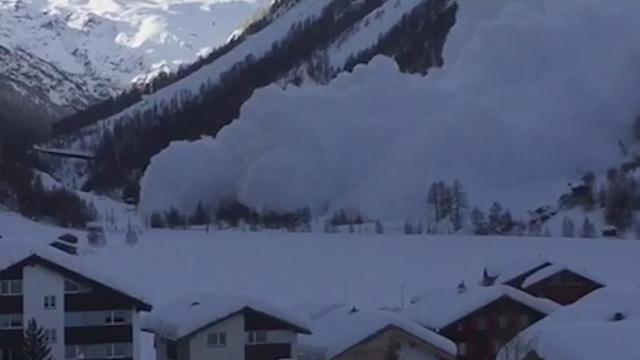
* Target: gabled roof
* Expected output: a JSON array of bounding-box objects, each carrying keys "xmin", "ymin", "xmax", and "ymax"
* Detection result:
[
  {"xmin": 298, "ymin": 306, "xmax": 456, "ymax": 359},
  {"xmin": 0, "ymin": 241, "xmax": 151, "ymax": 311},
  {"xmin": 403, "ymin": 285, "xmax": 559, "ymax": 331},
  {"xmin": 143, "ymin": 293, "xmax": 311, "ymax": 340},
  {"xmin": 521, "ymin": 263, "xmax": 605, "ymax": 289}
]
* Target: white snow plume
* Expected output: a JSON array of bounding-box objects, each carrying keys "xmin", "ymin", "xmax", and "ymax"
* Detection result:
[{"xmin": 141, "ymin": 0, "xmax": 640, "ymax": 220}]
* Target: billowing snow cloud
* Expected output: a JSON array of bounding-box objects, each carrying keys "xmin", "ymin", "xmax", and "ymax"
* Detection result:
[{"xmin": 140, "ymin": 0, "xmax": 640, "ymax": 220}]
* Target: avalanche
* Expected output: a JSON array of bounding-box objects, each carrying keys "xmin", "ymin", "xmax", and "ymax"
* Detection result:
[{"xmin": 140, "ymin": 0, "xmax": 640, "ymax": 220}]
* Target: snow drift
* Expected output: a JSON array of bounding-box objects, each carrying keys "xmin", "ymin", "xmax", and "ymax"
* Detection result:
[{"xmin": 140, "ymin": 0, "xmax": 640, "ymax": 220}]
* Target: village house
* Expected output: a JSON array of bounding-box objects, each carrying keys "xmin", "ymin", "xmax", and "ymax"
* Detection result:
[
  {"xmin": 402, "ymin": 284, "xmax": 559, "ymax": 360},
  {"xmin": 483, "ymin": 258, "xmax": 605, "ymax": 305},
  {"xmin": 143, "ymin": 293, "xmax": 312, "ymax": 360},
  {"xmin": 497, "ymin": 287, "xmax": 640, "ymax": 360},
  {"xmin": 0, "ymin": 241, "xmax": 152, "ymax": 360},
  {"xmin": 294, "ymin": 304, "xmax": 456, "ymax": 360}
]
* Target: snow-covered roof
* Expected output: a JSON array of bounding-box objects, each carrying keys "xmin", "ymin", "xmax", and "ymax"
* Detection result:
[
  {"xmin": 299, "ymin": 307, "xmax": 456, "ymax": 359},
  {"xmin": 143, "ymin": 293, "xmax": 311, "ymax": 340},
  {"xmin": 0, "ymin": 240, "xmax": 150, "ymax": 309},
  {"xmin": 289, "ymin": 301, "xmax": 353, "ymax": 322},
  {"xmin": 521, "ymin": 263, "xmax": 605, "ymax": 289},
  {"xmin": 403, "ymin": 285, "xmax": 559, "ymax": 330},
  {"xmin": 486, "ymin": 255, "xmax": 551, "ymax": 285},
  {"xmin": 497, "ymin": 287, "xmax": 640, "ymax": 360}
]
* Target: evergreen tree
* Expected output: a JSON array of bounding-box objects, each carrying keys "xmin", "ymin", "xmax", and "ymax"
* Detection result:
[
  {"xmin": 426, "ymin": 183, "xmax": 440, "ymax": 221},
  {"xmin": 581, "ymin": 217, "xmax": 597, "ymax": 238},
  {"xmin": 403, "ymin": 221, "xmax": 414, "ymax": 235},
  {"xmin": 604, "ymin": 168, "xmax": 634, "ymax": 230},
  {"xmin": 22, "ymin": 319, "xmax": 53, "ymax": 360},
  {"xmin": 165, "ymin": 207, "xmax": 185, "ymax": 228},
  {"xmin": 189, "ymin": 201, "xmax": 209, "ymax": 225},
  {"xmin": 450, "ymin": 180, "xmax": 468, "ymax": 231},
  {"xmin": 488, "ymin": 202, "xmax": 504, "ymax": 234},
  {"xmin": 561, "ymin": 217, "xmax": 576, "ymax": 238},
  {"xmin": 150, "ymin": 212, "xmax": 165, "ymax": 228},
  {"xmin": 470, "ymin": 207, "xmax": 487, "ymax": 235},
  {"xmin": 375, "ymin": 220, "xmax": 384, "ymax": 234}
]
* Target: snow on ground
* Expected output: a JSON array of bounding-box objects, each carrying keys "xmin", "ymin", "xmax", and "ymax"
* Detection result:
[{"xmin": 140, "ymin": 0, "xmax": 640, "ymax": 221}]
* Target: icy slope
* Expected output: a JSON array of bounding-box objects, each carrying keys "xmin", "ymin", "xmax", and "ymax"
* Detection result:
[{"xmin": 140, "ymin": 0, "xmax": 640, "ymax": 220}]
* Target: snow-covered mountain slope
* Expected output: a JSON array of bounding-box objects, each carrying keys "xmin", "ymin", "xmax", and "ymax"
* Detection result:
[
  {"xmin": 0, "ymin": 0, "xmax": 266, "ymax": 129},
  {"xmin": 140, "ymin": 0, "xmax": 640, "ymax": 220},
  {"xmin": 42, "ymin": 0, "xmax": 456, "ymax": 190}
]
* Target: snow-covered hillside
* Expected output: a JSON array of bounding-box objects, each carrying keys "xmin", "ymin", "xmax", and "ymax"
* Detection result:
[
  {"xmin": 0, "ymin": 0, "xmax": 266, "ymax": 125},
  {"xmin": 140, "ymin": 0, "xmax": 640, "ymax": 220}
]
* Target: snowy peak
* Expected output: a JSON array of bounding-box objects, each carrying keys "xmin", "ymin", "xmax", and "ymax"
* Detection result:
[{"xmin": 0, "ymin": 0, "xmax": 266, "ymax": 132}]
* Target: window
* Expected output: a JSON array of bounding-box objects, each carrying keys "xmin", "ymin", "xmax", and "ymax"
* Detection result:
[
  {"xmin": 106, "ymin": 344, "xmax": 129, "ymax": 359},
  {"xmin": 458, "ymin": 342, "xmax": 468, "ymax": 356},
  {"xmin": 519, "ymin": 314, "xmax": 530, "ymax": 327},
  {"xmin": 105, "ymin": 310, "xmax": 128, "ymax": 325},
  {"xmin": 0, "ymin": 314, "xmax": 22, "ymax": 329},
  {"xmin": 65, "ymin": 345, "xmax": 85, "ymax": 360},
  {"xmin": 64, "ymin": 280, "xmax": 80, "ymax": 294},
  {"xmin": 498, "ymin": 315, "xmax": 509, "ymax": 329},
  {"xmin": 207, "ymin": 332, "xmax": 227, "ymax": 347},
  {"xmin": 0, "ymin": 280, "xmax": 22, "ymax": 296},
  {"xmin": 475, "ymin": 317, "xmax": 486, "ymax": 330},
  {"xmin": 44, "ymin": 295, "xmax": 57, "ymax": 310},
  {"xmin": 45, "ymin": 329, "xmax": 57, "ymax": 344},
  {"xmin": 247, "ymin": 331, "xmax": 267, "ymax": 344}
]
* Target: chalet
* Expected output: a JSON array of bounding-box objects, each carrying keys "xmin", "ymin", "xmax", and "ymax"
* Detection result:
[
  {"xmin": 484, "ymin": 258, "xmax": 605, "ymax": 305},
  {"xmin": 295, "ymin": 304, "xmax": 456, "ymax": 360},
  {"xmin": 0, "ymin": 241, "xmax": 152, "ymax": 360},
  {"xmin": 497, "ymin": 287, "xmax": 640, "ymax": 360},
  {"xmin": 143, "ymin": 293, "xmax": 312, "ymax": 360},
  {"xmin": 402, "ymin": 284, "xmax": 558, "ymax": 360}
]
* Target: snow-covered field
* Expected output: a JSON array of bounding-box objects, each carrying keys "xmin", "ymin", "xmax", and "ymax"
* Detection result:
[{"xmin": 3, "ymin": 211, "xmax": 640, "ymax": 309}]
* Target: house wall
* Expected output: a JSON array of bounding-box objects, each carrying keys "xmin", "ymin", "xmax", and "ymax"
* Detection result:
[
  {"xmin": 189, "ymin": 313, "xmax": 246, "ymax": 360},
  {"xmin": 23, "ymin": 264, "xmax": 65, "ymax": 360},
  {"xmin": 525, "ymin": 270, "xmax": 602, "ymax": 305},
  {"xmin": 180, "ymin": 312, "xmax": 300, "ymax": 360},
  {"xmin": 335, "ymin": 328, "xmax": 443, "ymax": 360},
  {"xmin": 441, "ymin": 296, "xmax": 545, "ymax": 360}
]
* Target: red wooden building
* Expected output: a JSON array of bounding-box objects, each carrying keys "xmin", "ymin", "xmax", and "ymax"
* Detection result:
[{"xmin": 402, "ymin": 284, "xmax": 559, "ymax": 360}]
